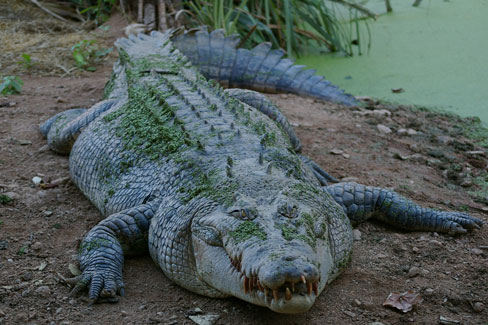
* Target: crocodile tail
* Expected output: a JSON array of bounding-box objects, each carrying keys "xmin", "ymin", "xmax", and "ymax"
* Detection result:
[{"xmin": 172, "ymin": 27, "xmax": 358, "ymax": 106}]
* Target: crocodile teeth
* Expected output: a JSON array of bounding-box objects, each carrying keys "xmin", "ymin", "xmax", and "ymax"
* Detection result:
[
  {"xmin": 312, "ymin": 282, "xmax": 318, "ymax": 296},
  {"xmin": 300, "ymin": 275, "xmax": 306, "ymax": 284},
  {"xmin": 257, "ymin": 280, "xmax": 263, "ymax": 291},
  {"xmin": 307, "ymin": 282, "xmax": 312, "ymax": 295},
  {"xmin": 285, "ymin": 287, "xmax": 292, "ymax": 301},
  {"xmin": 244, "ymin": 276, "xmax": 249, "ymax": 294},
  {"xmin": 273, "ymin": 289, "xmax": 279, "ymax": 301}
]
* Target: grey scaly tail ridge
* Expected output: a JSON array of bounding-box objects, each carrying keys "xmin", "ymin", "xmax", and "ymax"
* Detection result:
[{"xmin": 172, "ymin": 27, "xmax": 359, "ymax": 106}]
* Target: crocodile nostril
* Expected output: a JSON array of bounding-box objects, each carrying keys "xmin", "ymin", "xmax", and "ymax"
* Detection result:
[{"xmin": 284, "ymin": 255, "xmax": 298, "ymax": 261}]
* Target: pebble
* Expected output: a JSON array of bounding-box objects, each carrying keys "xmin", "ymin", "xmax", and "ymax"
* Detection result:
[
  {"xmin": 343, "ymin": 310, "xmax": 356, "ymax": 318},
  {"xmin": 32, "ymin": 176, "xmax": 43, "ymax": 186},
  {"xmin": 471, "ymin": 248, "xmax": 483, "ymax": 255},
  {"xmin": 407, "ymin": 266, "xmax": 421, "ymax": 278},
  {"xmin": 35, "ymin": 285, "xmax": 50, "ymax": 297},
  {"xmin": 31, "ymin": 242, "xmax": 42, "ymax": 251},
  {"xmin": 373, "ymin": 109, "xmax": 391, "ymax": 117},
  {"xmin": 377, "ymin": 124, "xmax": 392, "ymax": 134},
  {"xmin": 352, "ymin": 229, "xmax": 361, "ymax": 241},
  {"xmin": 188, "ymin": 314, "xmax": 220, "ymax": 325},
  {"xmin": 412, "ymin": 246, "xmax": 419, "ymax": 253},
  {"xmin": 121, "ymin": 310, "xmax": 128, "ymax": 317},
  {"xmin": 138, "ymin": 304, "xmax": 146, "ymax": 310},
  {"xmin": 397, "ymin": 128, "xmax": 408, "ymax": 135},
  {"xmin": 3, "ymin": 192, "xmax": 20, "ymax": 200},
  {"xmin": 330, "ymin": 148, "xmax": 344, "ymax": 155},
  {"xmin": 353, "ymin": 299, "xmax": 362, "ymax": 307},
  {"xmin": 407, "ymin": 129, "xmax": 418, "ymax": 135},
  {"xmin": 0, "ymin": 240, "xmax": 8, "ymax": 250},
  {"xmin": 437, "ymin": 136, "xmax": 453, "ymax": 144},
  {"xmin": 472, "ymin": 302, "xmax": 484, "ymax": 313},
  {"xmin": 21, "ymin": 272, "xmax": 32, "ymax": 281},
  {"xmin": 376, "ymin": 253, "xmax": 388, "ymax": 258},
  {"xmin": 424, "ymin": 288, "xmax": 434, "ymax": 296}
]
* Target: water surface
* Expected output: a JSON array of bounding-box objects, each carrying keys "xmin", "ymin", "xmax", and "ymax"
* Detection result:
[{"xmin": 297, "ymin": 0, "xmax": 488, "ymax": 122}]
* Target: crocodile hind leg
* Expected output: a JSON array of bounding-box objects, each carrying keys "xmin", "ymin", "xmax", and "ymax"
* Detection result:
[
  {"xmin": 41, "ymin": 99, "xmax": 118, "ymax": 155},
  {"xmin": 324, "ymin": 182, "xmax": 484, "ymax": 235},
  {"xmin": 69, "ymin": 202, "xmax": 156, "ymax": 303}
]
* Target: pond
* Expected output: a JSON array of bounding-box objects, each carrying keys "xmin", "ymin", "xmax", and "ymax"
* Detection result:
[{"xmin": 297, "ymin": 0, "xmax": 488, "ymax": 123}]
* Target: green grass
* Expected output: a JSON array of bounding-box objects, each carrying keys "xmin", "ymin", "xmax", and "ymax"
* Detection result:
[{"xmin": 185, "ymin": 0, "xmax": 374, "ymax": 56}]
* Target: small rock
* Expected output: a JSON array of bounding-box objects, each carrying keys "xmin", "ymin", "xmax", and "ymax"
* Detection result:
[
  {"xmin": 421, "ymin": 269, "xmax": 430, "ymax": 276},
  {"xmin": 56, "ymin": 307, "xmax": 63, "ymax": 314},
  {"xmin": 466, "ymin": 150, "xmax": 486, "ymax": 157},
  {"xmin": 43, "ymin": 210, "xmax": 53, "ymax": 217},
  {"xmin": 31, "ymin": 242, "xmax": 42, "ymax": 251},
  {"xmin": 407, "ymin": 266, "xmax": 421, "ymax": 278},
  {"xmin": 21, "ymin": 272, "xmax": 32, "ymax": 281},
  {"xmin": 21, "ymin": 289, "xmax": 31, "ymax": 297},
  {"xmin": 330, "ymin": 148, "xmax": 344, "ymax": 155},
  {"xmin": 472, "ymin": 301, "xmax": 484, "ymax": 313},
  {"xmin": 343, "ymin": 310, "xmax": 356, "ymax": 318},
  {"xmin": 19, "ymin": 140, "xmax": 32, "ymax": 145},
  {"xmin": 3, "ymin": 192, "xmax": 20, "ymax": 200},
  {"xmin": 352, "ymin": 229, "xmax": 361, "ymax": 241},
  {"xmin": 194, "ymin": 307, "xmax": 203, "ymax": 313},
  {"xmin": 437, "ymin": 136, "xmax": 453, "ymax": 144},
  {"xmin": 471, "ymin": 248, "xmax": 483, "ymax": 255},
  {"xmin": 460, "ymin": 177, "xmax": 473, "ymax": 188},
  {"xmin": 397, "ymin": 128, "xmax": 408, "ymax": 135},
  {"xmin": 188, "ymin": 314, "xmax": 220, "ymax": 325},
  {"xmin": 377, "ymin": 124, "xmax": 392, "ymax": 134},
  {"xmin": 439, "ymin": 316, "xmax": 460, "ymax": 324},
  {"xmin": 407, "ymin": 129, "xmax": 418, "ymax": 135},
  {"xmin": 342, "ymin": 153, "xmax": 350, "ymax": 159},
  {"xmin": 353, "ymin": 299, "xmax": 362, "ymax": 307},
  {"xmin": 121, "ymin": 310, "xmax": 128, "ymax": 317},
  {"xmin": 0, "ymin": 309, "xmax": 5, "ymax": 317},
  {"xmin": 0, "ymin": 240, "xmax": 8, "ymax": 250},
  {"xmin": 32, "ymin": 176, "xmax": 43, "ymax": 186},
  {"xmin": 15, "ymin": 312, "xmax": 28, "ymax": 323},
  {"xmin": 38, "ymin": 144, "xmax": 50, "ymax": 153},
  {"xmin": 377, "ymin": 253, "xmax": 388, "ymax": 259},
  {"xmin": 373, "ymin": 109, "xmax": 391, "ymax": 117},
  {"xmin": 35, "ymin": 285, "xmax": 50, "ymax": 297},
  {"xmin": 138, "ymin": 304, "xmax": 146, "ymax": 310},
  {"xmin": 430, "ymin": 240, "xmax": 442, "ymax": 246},
  {"xmin": 424, "ymin": 288, "xmax": 434, "ymax": 296},
  {"xmin": 412, "ymin": 246, "xmax": 419, "ymax": 253}
]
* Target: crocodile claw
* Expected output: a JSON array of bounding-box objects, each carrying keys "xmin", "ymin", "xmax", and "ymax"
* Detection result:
[
  {"xmin": 440, "ymin": 212, "xmax": 484, "ymax": 235},
  {"xmin": 68, "ymin": 266, "xmax": 125, "ymax": 303}
]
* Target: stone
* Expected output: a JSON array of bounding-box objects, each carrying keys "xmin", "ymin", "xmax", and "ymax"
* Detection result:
[
  {"xmin": 341, "ymin": 177, "xmax": 359, "ymax": 182},
  {"xmin": 188, "ymin": 314, "xmax": 220, "ymax": 325},
  {"xmin": 407, "ymin": 266, "xmax": 420, "ymax": 278},
  {"xmin": 471, "ymin": 248, "xmax": 483, "ymax": 255},
  {"xmin": 377, "ymin": 124, "xmax": 392, "ymax": 134},
  {"xmin": 407, "ymin": 129, "xmax": 418, "ymax": 135},
  {"xmin": 343, "ymin": 310, "xmax": 356, "ymax": 318},
  {"xmin": 21, "ymin": 272, "xmax": 32, "ymax": 281},
  {"xmin": 397, "ymin": 128, "xmax": 408, "ymax": 135},
  {"xmin": 32, "ymin": 176, "xmax": 42, "ymax": 186},
  {"xmin": 35, "ymin": 285, "xmax": 50, "ymax": 297},
  {"xmin": 3, "ymin": 192, "xmax": 20, "ymax": 200},
  {"xmin": 412, "ymin": 246, "xmax": 419, "ymax": 253},
  {"xmin": 472, "ymin": 302, "xmax": 484, "ymax": 313},
  {"xmin": 330, "ymin": 148, "xmax": 344, "ymax": 155},
  {"xmin": 424, "ymin": 288, "xmax": 434, "ymax": 296},
  {"xmin": 352, "ymin": 229, "xmax": 361, "ymax": 241},
  {"xmin": 0, "ymin": 240, "xmax": 8, "ymax": 250},
  {"xmin": 31, "ymin": 242, "xmax": 42, "ymax": 251}
]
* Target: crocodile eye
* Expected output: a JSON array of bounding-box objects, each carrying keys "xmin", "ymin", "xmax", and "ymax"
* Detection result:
[
  {"xmin": 193, "ymin": 226, "xmax": 223, "ymax": 247},
  {"xmin": 278, "ymin": 203, "xmax": 299, "ymax": 219},
  {"xmin": 230, "ymin": 208, "xmax": 256, "ymax": 220}
]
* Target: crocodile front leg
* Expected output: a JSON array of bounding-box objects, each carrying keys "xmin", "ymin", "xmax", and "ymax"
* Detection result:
[
  {"xmin": 70, "ymin": 202, "xmax": 155, "ymax": 302},
  {"xmin": 325, "ymin": 182, "xmax": 484, "ymax": 234}
]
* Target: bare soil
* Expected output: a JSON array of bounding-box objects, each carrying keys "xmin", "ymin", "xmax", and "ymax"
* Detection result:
[{"xmin": 1, "ymin": 12, "xmax": 487, "ymax": 325}]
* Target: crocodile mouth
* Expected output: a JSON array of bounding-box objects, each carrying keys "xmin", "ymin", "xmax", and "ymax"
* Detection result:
[{"xmin": 228, "ymin": 254, "xmax": 320, "ymax": 313}]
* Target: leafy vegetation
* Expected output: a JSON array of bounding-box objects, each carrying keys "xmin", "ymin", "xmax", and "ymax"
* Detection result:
[
  {"xmin": 17, "ymin": 54, "xmax": 34, "ymax": 70},
  {"xmin": 70, "ymin": 0, "xmax": 116, "ymax": 25},
  {"xmin": 185, "ymin": 0, "xmax": 374, "ymax": 56},
  {"xmin": 0, "ymin": 76, "xmax": 23, "ymax": 95},
  {"xmin": 71, "ymin": 40, "xmax": 113, "ymax": 71}
]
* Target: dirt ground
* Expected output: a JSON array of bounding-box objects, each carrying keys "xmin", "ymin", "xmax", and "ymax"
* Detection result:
[{"xmin": 1, "ymin": 8, "xmax": 488, "ymax": 325}]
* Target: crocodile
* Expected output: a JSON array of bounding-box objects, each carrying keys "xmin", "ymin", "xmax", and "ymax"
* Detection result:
[{"xmin": 40, "ymin": 31, "xmax": 483, "ymax": 314}]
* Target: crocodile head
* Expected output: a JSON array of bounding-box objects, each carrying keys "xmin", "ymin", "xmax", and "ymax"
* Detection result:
[{"xmin": 191, "ymin": 184, "xmax": 350, "ymax": 313}]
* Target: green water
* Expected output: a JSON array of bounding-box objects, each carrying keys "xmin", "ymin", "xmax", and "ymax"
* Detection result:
[{"xmin": 297, "ymin": 0, "xmax": 488, "ymax": 122}]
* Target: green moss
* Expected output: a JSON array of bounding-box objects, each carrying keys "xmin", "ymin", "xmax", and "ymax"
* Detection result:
[
  {"xmin": 103, "ymin": 71, "xmax": 116, "ymax": 99},
  {"xmin": 178, "ymin": 169, "xmax": 238, "ymax": 206},
  {"xmin": 0, "ymin": 194, "xmax": 13, "ymax": 204},
  {"xmin": 230, "ymin": 221, "xmax": 267, "ymax": 242},
  {"xmin": 103, "ymin": 85, "xmax": 193, "ymax": 160}
]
